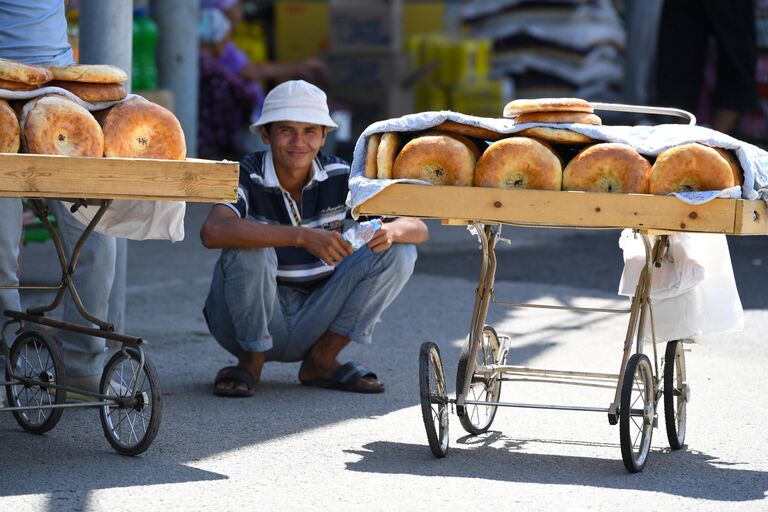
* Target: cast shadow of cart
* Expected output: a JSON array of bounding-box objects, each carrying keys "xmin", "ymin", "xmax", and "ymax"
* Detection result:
[{"xmin": 343, "ymin": 435, "xmax": 768, "ymax": 502}]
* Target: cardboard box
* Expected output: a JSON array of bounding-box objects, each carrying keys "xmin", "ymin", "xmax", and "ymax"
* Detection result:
[{"xmin": 329, "ymin": 0, "xmax": 402, "ymax": 52}]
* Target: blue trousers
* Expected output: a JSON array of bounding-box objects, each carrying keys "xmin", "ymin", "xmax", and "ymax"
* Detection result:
[{"xmin": 204, "ymin": 244, "xmax": 417, "ymax": 362}]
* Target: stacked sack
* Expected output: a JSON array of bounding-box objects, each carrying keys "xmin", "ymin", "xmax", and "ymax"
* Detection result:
[
  {"xmin": 0, "ymin": 57, "xmax": 185, "ymax": 160},
  {"xmin": 364, "ymin": 97, "xmax": 742, "ymax": 196}
]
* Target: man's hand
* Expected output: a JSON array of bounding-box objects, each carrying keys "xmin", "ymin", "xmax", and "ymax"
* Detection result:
[
  {"xmin": 367, "ymin": 224, "xmax": 396, "ymax": 253},
  {"xmin": 301, "ymin": 228, "xmax": 354, "ymax": 266}
]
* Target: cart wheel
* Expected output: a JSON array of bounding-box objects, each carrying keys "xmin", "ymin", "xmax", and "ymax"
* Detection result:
[
  {"xmin": 4, "ymin": 329, "xmax": 66, "ymax": 434},
  {"xmin": 619, "ymin": 353, "xmax": 655, "ymax": 472},
  {"xmin": 664, "ymin": 340, "xmax": 687, "ymax": 450},
  {"xmin": 99, "ymin": 348, "xmax": 162, "ymax": 456},
  {"xmin": 456, "ymin": 326, "xmax": 502, "ymax": 435},
  {"xmin": 419, "ymin": 342, "xmax": 449, "ymax": 457}
]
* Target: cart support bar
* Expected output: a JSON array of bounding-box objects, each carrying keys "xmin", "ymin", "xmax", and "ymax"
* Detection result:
[
  {"xmin": 4, "ymin": 310, "xmax": 143, "ymax": 347},
  {"xmin": 462, "ymin": 399, "xmax": 610, "ymax": 413}
]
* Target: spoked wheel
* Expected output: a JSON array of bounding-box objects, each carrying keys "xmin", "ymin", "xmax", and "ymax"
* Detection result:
[
  {"xmin": 456, "ymin": 326, "xmax": 503, "ymax": 435},
  {"xmin": 619, "ymin": 353, "xmax": 655, "ymax": 473},
  {"xmin": 5, "ymin": 329, "xmax": 66, "ymax": 434},
  {"xmin": 99, "ymin": 348, "xmax": 162, "ymax": 456},
  {"xmin": 664, "ymin": 340, "xmax": 688, "ymax": 450},
  {"xmin": 419, "ymin": 342, "xmax": 449, "ymax": 457}
]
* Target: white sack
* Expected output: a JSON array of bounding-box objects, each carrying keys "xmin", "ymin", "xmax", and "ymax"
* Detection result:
[{"xmin": 63, "ymin": 199, "xmax": 185, "ymax": 242}]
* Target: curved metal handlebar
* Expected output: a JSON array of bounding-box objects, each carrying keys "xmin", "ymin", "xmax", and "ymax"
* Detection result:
[{"xmin": 591, "ymin": 102, "xmax": 697, "ymax": 126}]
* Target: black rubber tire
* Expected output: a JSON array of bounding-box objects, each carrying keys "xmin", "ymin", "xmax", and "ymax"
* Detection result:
[
  {"xmin": 99, "ymin": 348, "xmax": 162, "ymax": 456},
  {"xmin": 664, "ymin": 340, "xmax": 687, "ymax": 450},
  {"xmin": 5, "ymin": 329, "xmax": 66, "ymax": 434},
  {"xmin": 419, "ymin": 342, "xmax": 449, "ymax": 457},
  {"xmin": 619, "ymin": 353, "xmax": 654, "ymax": 473},
  {"xmin": 456, "ymin": 326, "xmax": 502, "ymax": 435}
]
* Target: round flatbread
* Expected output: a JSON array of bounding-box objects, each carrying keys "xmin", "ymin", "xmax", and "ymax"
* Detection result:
[
  {"xmin": 650, "ymin": 143, "xmax": 734, "ymax": 195},
  {"xmin": 99, "ymin": 97, "xmax": 186, "ymax": 160},
  {"xmin": 0, "ymin": 99, "xmax": 20, "ymax": 153},
  {"xmin": 392, "ymin": 133, "xmax": 475, "ymax": 186},
  {"xmin": 517, "ymin": 126, "xmax": 594, "ymax": 144},
  {"xmin": 503, "ymin": 97, "xmax": 593, "ymax": 118},
  {"xmin": 377, "ymin": 132, "xmax": 400, "ymax": 180},
  {"xmin": 433, "ymin": 120, "xmax": 505, "ymax": 141},
  {"xmin": 50, "ymin": 80, "xmax": 127, "ymax": 103},
  {"xmin": 47, "ymin": 64, "xmax": 128, "ymax": 84},
  {"xmin": 0, "ymin": 57, "xmax": 52, "ymax": 85},
  {"xmin": 21, "ymin": 95, "xmax": 104, "ymax": 156},
  {"xmin": 364, "ymin": 133, "xmax": 380, "ymax": 179},
  {"xmin": 563, "ymin": 143, "xmax": 651, "ymax": 194},
  {"xmin": 423, "ymin": 130, "xmax": 482, "ymax": 160},
  {"xmin": 513, "ymin": 111, "xmax": 602, "ymax": 125},
  {"xmin": 712, "ymin": 147, "xmax": 742, "ymax": 186},
  {"xmin": 0, "ymin": 78, "xmax": 39, "ymax": 91},
  {"xmin": 475, "ymin": 137, "xmax": 562, "ymax": 190}
]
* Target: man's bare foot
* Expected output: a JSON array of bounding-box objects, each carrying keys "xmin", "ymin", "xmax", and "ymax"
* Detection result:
[
  {"xmin": 298, "ymin": 331, "xmax": 383, "ymax": 392},
  {"xmin": 214, "ymin": 351, "xmax": 265, "ymax": 396}
]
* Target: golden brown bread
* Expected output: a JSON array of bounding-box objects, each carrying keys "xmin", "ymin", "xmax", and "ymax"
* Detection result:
[
  {"xmin": 503, "ymin": 97, "xmax": 593, "ymax": 117},
  {"xmin": 0, "ymin": 99, "xmax": 20, "ymax": 153},
  {"xmin": 475, "ymin": 137, "xmax": 562, "ymax": 190},
  {"xmin": 513, "ymin": 111, "xmax": 602, "ymax": 125},
  {"xmin": 20, "ymin": 95, "xmax": 103, "ymax": 156},
  {"xmin": 0, "ymin": 57, "xmax": 52, "ymax": 85},
  {"xmin": 98, "ymin": 97, "xmax": 186, "ymax": 160},
  {"xmin": 713, "ymin": 147, "xmax": 742, "ymax": 186},
  {"xmin": 47, "ymin": 64, "xmax": 128, "ymax": 83},
  {"xmin": 0, "ymin": 78, "xmax": 39, "ymax": 91},
  {"xmin": 392, "ymin": 133, "xmax": 475, "ymax": 186},
  {"xmin": 423, "ymin": 130, "xmax": 482, "ymax": 160},
  {"xmin": 650, "ymin": 143, "xmax": 734, "ymax": 195},
  {"xmin": 433, "ymin": 120, "xmax": 505, "ymax": 141},
  {"xmin": 517, "ymin": 126, "xmax": 594, "ymax": 144},
  {"xmin": 563, "ymin": 143, "xmax": 651, "ymax": 194},
  {"xmin": 377, "ymin": 132, "xmax": 399, "ymax": 179},
  {"xmin": 50, "ymin": 80, "xmax": 127, "ymax": 102},
  {"xmin": 364, "ymin": 133, "xmax": 380, "ymax": 179}
]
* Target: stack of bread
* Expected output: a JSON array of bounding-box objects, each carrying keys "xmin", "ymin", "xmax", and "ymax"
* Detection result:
[
  {"xmin": 363, "ymin": 97, "xmax": 742, "ymax": 196},
  {"xmin": 0, "ymin": 58, "xmax": 186, "ymax": 161}
]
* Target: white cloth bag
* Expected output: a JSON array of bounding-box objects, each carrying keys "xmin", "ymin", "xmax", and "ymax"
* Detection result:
[
  {"xmin": 63, "ymin": 199, "xmax": 186, "ymax": 242},
  {"xmin": 618, "ymin": 231, "xmax": 743, "ymax": 342}
]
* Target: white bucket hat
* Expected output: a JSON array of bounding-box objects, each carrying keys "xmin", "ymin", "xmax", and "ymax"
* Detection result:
[{"xmin": 250, "ymin": 80, "xmax": 338, "ymax": 132}]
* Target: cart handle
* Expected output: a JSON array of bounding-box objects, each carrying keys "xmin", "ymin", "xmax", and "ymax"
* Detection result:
[{"xmin": 591, "ymin": 102, "xmax": 696, "ymax": 126}]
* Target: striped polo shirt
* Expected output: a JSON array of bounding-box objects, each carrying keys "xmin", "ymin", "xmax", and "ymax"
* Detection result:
[{"xmin": 219, "ymin": 149, "xmax": 351, "ymax": 288}]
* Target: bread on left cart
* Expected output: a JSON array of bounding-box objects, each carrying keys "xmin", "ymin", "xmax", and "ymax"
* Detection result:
[
  {"xmin": 50, "ymin": 80, "xmax": 127, "ymax": 103},
  {"xmin": 46, "ymin": 64, "xmax": 128, "ymax": 84},
  {"xmin": 0, "ymin": 99, "xmax": 20, "ymax": 153},
  {"xmin": 0, "ymin": 57, "xmax": 53, "ymax": 86},
  {"xmin": 20, "ymin": 94, "xmax": 103, "ymax": 157},
  {"xmin": 96, "ymin": 97, "xmax": 186, "ymax": 160}
]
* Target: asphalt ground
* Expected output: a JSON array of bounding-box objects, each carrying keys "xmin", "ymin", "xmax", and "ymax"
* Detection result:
[{"xmin": 1, "ymin": 204, "xmax": 767, "ymax": 511}]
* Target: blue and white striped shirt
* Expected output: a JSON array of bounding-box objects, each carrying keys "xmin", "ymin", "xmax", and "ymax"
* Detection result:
[{"xmin": 220, "ymin": 149, "xmax": 351, "ymax": 288}]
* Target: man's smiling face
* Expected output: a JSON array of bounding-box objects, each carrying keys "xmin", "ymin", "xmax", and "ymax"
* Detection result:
[{"xmin": 261, "ymin": 121, "xmax": 328, "ymax": 174}]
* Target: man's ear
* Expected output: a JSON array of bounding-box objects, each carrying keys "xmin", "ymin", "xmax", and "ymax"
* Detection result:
[{"xmin": 259, "ymin": 126, "xmax": 270, "ymax": 145}]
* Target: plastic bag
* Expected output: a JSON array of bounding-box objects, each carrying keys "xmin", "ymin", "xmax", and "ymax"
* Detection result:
[
  {"xmin": 618, "ymin": 231, "xmax": 743, "ymax": 342},
  {"xmin": 63, "ymin": 199, "xmax": 185, "ymax": 242},
  {"xmin": 342, "ymin": 218, "xmax": 382, "ymax": 250}
]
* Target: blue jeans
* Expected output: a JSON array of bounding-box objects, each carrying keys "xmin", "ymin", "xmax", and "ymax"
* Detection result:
[
  {"xmin": 204, "ymin": 244, "xmax": 417, "ymax": 362},
  {"xmin": 48, "ymin": 201, "xmax": 127, "ymax": 377}
]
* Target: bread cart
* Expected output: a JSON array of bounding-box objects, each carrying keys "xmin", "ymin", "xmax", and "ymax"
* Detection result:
[
  {"xmin": 354, "ymin": 105, "xmax": 768, "ymax": 472},
  {"xmin": 0, "ymin": 153, "xmax": 238, "ymax": 455}
]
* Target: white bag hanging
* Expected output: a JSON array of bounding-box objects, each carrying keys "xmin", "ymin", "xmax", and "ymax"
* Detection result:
[
  {"xmin": 618, "ymin": 231, "xmax": 744, "ymax": 342},
  {"xmin": 63, "ymin": 199, "xmax": 186, "ymax": 242}
]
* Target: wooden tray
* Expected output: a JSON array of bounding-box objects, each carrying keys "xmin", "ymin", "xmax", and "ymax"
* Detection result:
[
  {"xmin": 0, "ymin": 153, "xmax": 238, "ymax": 202},
  {"xmin": 357, "ymin": 184, "xmax": 768, "ymax": 235}
]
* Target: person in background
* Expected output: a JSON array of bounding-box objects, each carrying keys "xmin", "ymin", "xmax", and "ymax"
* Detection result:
[
  {"xmin": 200, "ymin": 80, "xmax": 428, "ymax": 397},
  {"xmin": 0, "ymin": 0, "xmax": 126, "ymax": 394},
  {"xmin": 656, "ymin": 0, "xmax": 757, "ymax": 134}
]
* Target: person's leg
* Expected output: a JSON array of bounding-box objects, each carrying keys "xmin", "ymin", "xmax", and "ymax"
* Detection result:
[
  {"xmin": 656, "ymin": 0, "xmax": 709, "ymax": 114},
  {"xmin": 292, "ymin": 244, "xmax": 418, "ymax": 388},
  {"xmin": 704, "ymin": 0, "xmax": 758, "ymax": 133},
  {"xmin": 49, "ymin": 201, "xmax": 116, "ymax": 382},
  {"xmin": 0, "ymin": 198, "xmax": 22, "ymax": 366},
  {"xmin": 203, "ymin": 247, "xmax": 290, "ymax": 393}
]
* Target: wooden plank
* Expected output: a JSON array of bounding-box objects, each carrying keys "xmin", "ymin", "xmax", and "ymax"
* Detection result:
[
  {"xmin": 0, "ymin": 153, "xmax": 239, "ymax": 202},
  {"xmin": 357, "ymin": 184, "xmax": 768, "ymax": 235}
]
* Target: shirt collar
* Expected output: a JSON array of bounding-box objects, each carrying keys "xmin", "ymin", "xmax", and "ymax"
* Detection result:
[{"xmin": 262, "ymin": 149, "xmax": 328, "ymax": 190}]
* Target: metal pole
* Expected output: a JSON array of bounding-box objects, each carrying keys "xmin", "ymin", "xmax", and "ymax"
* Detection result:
[
  {"xmin": 154, "ymin": 0, "xmax": 199, "ymax": 157},
  {"xmin": 78, "ymin": 0, "xmax": 134, "ymax": 90}
]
